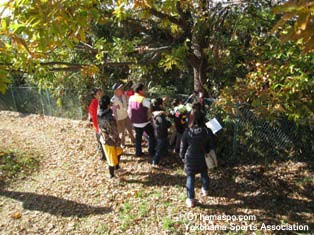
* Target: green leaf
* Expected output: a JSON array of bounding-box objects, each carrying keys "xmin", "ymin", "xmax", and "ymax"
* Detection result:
[{"xmin": 0, "ymin": 71, "xmax": 11, "ymax": 94}]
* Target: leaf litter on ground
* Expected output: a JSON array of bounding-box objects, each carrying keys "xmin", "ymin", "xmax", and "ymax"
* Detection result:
[{"xmin": 0, "ymin": 111, "xmax": 313, "ymax": 234}]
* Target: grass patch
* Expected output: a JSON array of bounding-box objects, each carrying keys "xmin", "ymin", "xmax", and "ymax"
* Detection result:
[
  {"xmin": 0, "ymin": 149, "xmax": 40, "ymax": 183},
  {"xmin": 135, "ymin": 190, "xmax": 145, "ymax": 198},
  {"xmin": 162, "ymin": 217, "xmax": 177, "ymax": 233},
  {"xmin": 138, "ymin": 202, "xmax": 149, "ymax": 217},
  {"xmin": 119, "ymin": 202, "xmax": 135, "ymax": 231},
  {"xmin": 174, "ymin": 167, "xmax": 184, "ymax": 175},
  {"xmin": 96, "ymin": 224, "xmax": 110, "ymax": 234},
  {"xmin": 149, "ymin": 191, "xmax": 162, "ymax": 198}
]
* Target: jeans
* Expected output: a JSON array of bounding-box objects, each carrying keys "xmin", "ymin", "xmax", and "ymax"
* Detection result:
[
  {"xmin": 153, "ymin": 137, "xmax": 168, "ymax": 164},
  {"xmin": 134, "ymin": 123, "xmax": 156, "ymax": 156},
  {"xmin": 186, "ymin": 172, "xmax": 209, "ymax": 199}
]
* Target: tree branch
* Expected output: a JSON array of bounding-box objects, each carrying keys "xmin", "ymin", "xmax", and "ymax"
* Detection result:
[
  {"xmin": 39, "ymin": 62, "xmax": 83, "ymax": 67},
  {"xmin": 136, "ymin": 45, "xmax": 172, "ymax": 53},
  {"xmin": 148, "ymin": 7, "xmax": 184, "ymax": 29},
  {"xmin": 175, "ymin": 1, "xmax": 191, "ymax": 33},
  {"xmin": 0, "ymin": 61, "xmax": 136, "ymax": 73}
]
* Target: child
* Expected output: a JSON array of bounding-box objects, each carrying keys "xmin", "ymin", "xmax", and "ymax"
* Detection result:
[
  {"xmin": 169, "ymin": 98, "xmax": 181, "ymax": 149},
  {"xmin": 172, "ymin": 103, "xmax": 188, "ymax": 154},
  {"xmin": 152, "ymin": 98, "xmax": 172, "ymax": 166},
  {"xmin": 98, "ymin": 95, "xmax": 123, "ymax": 178}
]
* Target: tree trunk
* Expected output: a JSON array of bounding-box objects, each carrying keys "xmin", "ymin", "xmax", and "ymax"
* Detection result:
[
  {"xmin": 192, "ymin": 60, "xmax": 206, "ymax": 93},
  {"xmin": 187, "ymin": 55, "xmax": 206, "ymax": 93},
  {"xmin": 190, "ymin": 33, "xmax": 206, "ymax": 93}
]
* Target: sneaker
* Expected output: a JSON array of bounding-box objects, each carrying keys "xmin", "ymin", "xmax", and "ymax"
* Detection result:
[
  {"xmin": 152, "ymin": 163, "xmax": 159, "ymax": 168},
  {"xmin": 186, "ymin": 198, "xmax": 195, "ymax": 208},
  {"xmin": 106, "ymin": 174, "xmax": 115, "ymax": 179},
  {"xmin": 201, "ymin": 188, "xmax": 209, "ymax": 196},
  {"xmin": 116, "ymin": 168, "xmax": 127, "ymax": 176}
]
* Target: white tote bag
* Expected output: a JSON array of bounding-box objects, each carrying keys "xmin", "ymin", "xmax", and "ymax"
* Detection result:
[{"xmin": 205, "ymin": 150, "xmax": 218, "ymax": 169}]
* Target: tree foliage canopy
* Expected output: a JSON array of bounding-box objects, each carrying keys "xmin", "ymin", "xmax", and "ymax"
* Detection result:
[
  {"xmin": 272, "ymin": 0, "xmax": 314, "ymax": 53},
  {"xmin": 0, "ymin": 0, "xmax": 313, "ymax": 122}
]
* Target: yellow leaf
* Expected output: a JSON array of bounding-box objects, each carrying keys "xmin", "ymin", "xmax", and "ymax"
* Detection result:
[
  {"xmin": 11, "ymin": 34, "xmax": 32, "ymax": 55},
  {"xmin": 303, "ymin": 36, "xmax": 314, "ymax": 53},
  {"xmin": 10, "ymin": 212, "xmax": 22, "ymax": 219},
  {"xmin": 272, "ymin": 1, "xmax": 298, "ymax": 14},
  {"xmin": 79, "ymin": 30, "xmax": 86, "ymax": 42},
  {"xmin": 0, "ymin": 73, "xmax": 11, "ymax": 94},
  {"xmin": 295, "ymin": 12, "xmax": 309, "ymax": 31},
  {"xmin": 55, "ymin": 16, "xmax": 63, "ymax": 22},
  {"xmin": 271, "ymin": 13, "xmax": 294, "ymax": 34},
  {"xmin": 0, "ymin": 40, "xmax": 5, "ymax": 48}
]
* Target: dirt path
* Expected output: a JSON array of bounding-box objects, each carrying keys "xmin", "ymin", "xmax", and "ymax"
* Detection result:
[
  {"xmin": 0, "ymin": 111, "xmax": 188, "ymax": 234},
  {"xmin": 0, "ymin": 111, "xmax": 313, "ymax": 235}
]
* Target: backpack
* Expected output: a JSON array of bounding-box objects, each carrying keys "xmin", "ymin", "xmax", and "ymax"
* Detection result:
[{"xmin": 153, "ymin": 113, "xmax": 170, "ymax": 138}]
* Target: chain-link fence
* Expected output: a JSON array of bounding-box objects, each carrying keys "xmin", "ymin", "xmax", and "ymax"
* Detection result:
[
  {"xmin": 0, "ymin": 87, "xmax": 108, "ymax": 120},
  {"xmin": 1, "ymin": 87, "xmax": 313, "ymax": 160}
]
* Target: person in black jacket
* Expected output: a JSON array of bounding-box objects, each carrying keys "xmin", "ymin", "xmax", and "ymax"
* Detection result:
[
  {"xmin": 180, "ymin": 102, "xmax": 215, "ymax": 208},
  {"xmin": 173, "ymin": 105, "xmax": 188, "ymax": 154},
  {"xmin": 152, "ymin": 98, "xmax": 172, "ymax": 166}
]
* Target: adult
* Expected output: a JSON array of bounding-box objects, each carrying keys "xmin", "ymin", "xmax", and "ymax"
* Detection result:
[
  {"xmin": 88, "ymin": 87, "xmax": 105, "ymax": 160},
  {"xmin": 128, "ymin": 83, "xmax": 155, "ymax": 157},
  {"xmin": 180, "ymin": 103, "xmax": 215, "ymax": 208},
  {"xmin": 111, "ymin": 83, "xmax": 135, "ymax": 147}
]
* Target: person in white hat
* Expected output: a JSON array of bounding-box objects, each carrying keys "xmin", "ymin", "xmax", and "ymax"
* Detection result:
[{"xmin": 111, "ymin": 83, "xmax": 135, "ymax": 147}]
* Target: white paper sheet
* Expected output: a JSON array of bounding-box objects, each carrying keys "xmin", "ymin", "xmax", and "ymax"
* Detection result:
[{"xmin": 206, "ymin": 118, "xmax": 222, "ymax": 134}]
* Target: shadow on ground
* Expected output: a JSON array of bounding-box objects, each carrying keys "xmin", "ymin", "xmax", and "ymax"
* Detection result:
[
  {"xmin": 200, "ymin": 164, "xmax": 314, "ymax": 232},
  {"xmin": 123, "ymin": 150, "xmax": 314, "ymax": 232},
  {"xmin": 0, "ymin": 190, "xmax": 112, "ymax": 217}
]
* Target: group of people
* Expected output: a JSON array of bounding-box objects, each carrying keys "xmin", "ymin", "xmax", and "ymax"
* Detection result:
[{"xmin": 88, "ymin": 83, "xmax": 216, "ymax": 208}]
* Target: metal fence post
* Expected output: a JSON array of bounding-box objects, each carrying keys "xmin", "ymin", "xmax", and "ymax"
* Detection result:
[
  {"xmin": 39, "ymin": 88, "xmax": 45, "ymax": 115},
  {"xmin": 232, "ymin": 103, "xmax": 239, "ymax": 159},
  {"xmin": 79, "ymin": 105, "xmax": 83, "ymax": 120},
  {"xmin": 10, "ymin": 87, "xmax": 18, "ymax": 112},
  {"xmin": 45, "ymin": 89, "xmax": 53, "ymax": 116}
]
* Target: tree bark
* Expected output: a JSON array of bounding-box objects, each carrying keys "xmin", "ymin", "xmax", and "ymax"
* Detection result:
[
  {"xmin": 189, "ymin": 33, "xmax": 206, "ymax": 93},
  {"xmin": 193, "ymin": 62, "xmax": 206, "ymax": 93}
]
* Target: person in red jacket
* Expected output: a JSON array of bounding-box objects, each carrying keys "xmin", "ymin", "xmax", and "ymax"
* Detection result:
[{"xmin": 88, "ymin": 87, "xmax": 106, "ymax": 160}]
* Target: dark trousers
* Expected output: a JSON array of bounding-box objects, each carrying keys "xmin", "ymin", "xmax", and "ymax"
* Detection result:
[
  {"xmin": 153, "ymin": 137, "xmax": 168, "ymax": 164},
  {"xmin": 96, "ymin": 132, "xmax": 106, "ymax": 160},
  {"xmin": 134, "ymin": 123, "xmax": 155, "ymax": 156},
  {"xmin": 175, "ymin": 132, "xmax": 183, "ymax": 153}
]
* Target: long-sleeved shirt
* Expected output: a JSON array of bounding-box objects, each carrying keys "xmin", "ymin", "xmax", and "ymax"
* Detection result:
[{"xmin": 88, "ymin": 98, "xmax": 99, "ymax": 133}]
